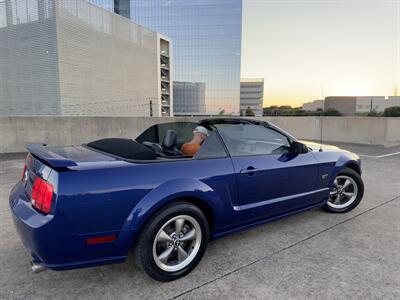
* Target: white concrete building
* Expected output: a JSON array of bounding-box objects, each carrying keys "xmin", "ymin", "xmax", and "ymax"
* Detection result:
[
  {"xmin": 0, "ymin": 0, "xmax": 172, "ymax": 116},
  {"xmin": 240, "ymin": 78, "xmax": 264, "ymax": 116},
  {"xmin": 356, "ymin": 96, "xmax": 400, "ymax": 113},
  {"xmin": 388, "ymin": 96, "xmax": 400, "ymax": 107},
  {"xmin": 303, "ymin": 96, "xmax": 400, "ymax": 114},
  {"xmin": 355, "ymin": 96, "xmax": 386, "ymax": 113},
  {"xmin": 302, "ymin": 100, "xmax": 324, "ymax": 111}
]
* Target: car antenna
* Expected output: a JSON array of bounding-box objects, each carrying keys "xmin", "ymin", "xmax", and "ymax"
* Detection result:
[
  {"xmin": 319, "ymin": 86, "xmax": 324, "ymax": 152},
  {"xmin": 319, "ymin": 112, "xmax": 323, "ymax": 152}
]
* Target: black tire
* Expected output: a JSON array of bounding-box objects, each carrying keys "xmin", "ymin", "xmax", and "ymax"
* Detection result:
[
  {"xmin": 323, "ymin": 167, "xmax": 364, "ymax": 213},
  {"xmin": 134, "ymin": 201, "xmax": 209, "ymax": 282}
]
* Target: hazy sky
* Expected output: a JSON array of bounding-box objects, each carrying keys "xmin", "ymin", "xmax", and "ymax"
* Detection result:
[{"xmin": 241, "ymin": 0, "xmax": 400, "ymax": 107}]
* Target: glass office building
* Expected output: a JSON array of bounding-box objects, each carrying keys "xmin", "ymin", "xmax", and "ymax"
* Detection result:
[
  {"xmin": 89, "ymin": 0, "xmax": 130, "ymax": 18},
  {"xmin": 87, "ymin": 0, "xmax": 114, "ymax": 11},
  {"xmin": 129, "ymin": 0, "xmax": 242, "ymax": 114}
]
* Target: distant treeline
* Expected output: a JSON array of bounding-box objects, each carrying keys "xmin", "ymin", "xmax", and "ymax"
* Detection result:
[
  {"xmin": 263, "ymin": 106, "xmax": 341, "ymax": 116},
  {"xmin": 262, "ymin": 105, "xmax": 400, "ymax": 117},
  {"xmin": 356, "ymin": 106, "xmax": 400, "ymax": 117}
]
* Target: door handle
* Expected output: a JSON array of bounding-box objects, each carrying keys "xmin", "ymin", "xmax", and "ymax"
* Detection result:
[{"xmin": 240, "ymin": 166, "xmax": 258, "ymax": 175}]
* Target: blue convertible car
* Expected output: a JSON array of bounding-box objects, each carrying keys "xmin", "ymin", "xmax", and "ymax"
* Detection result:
[{"xmin": 9, "ymin": 118, "xmax": 364, "ymax": 281}]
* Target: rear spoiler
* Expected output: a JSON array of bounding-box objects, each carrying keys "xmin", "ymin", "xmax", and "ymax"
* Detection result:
[{"xmin": 26, "ymin": 144, "xmax": 78, "ymax": 168}]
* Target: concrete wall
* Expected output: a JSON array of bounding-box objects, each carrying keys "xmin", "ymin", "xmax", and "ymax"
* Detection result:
[
  {"xmin": 0, "ymin": 116, "xmax": 399, "ymax": 153},
  {"xmin": 0, "ymin": 116, "xmax": 198, "ymax": 153}
]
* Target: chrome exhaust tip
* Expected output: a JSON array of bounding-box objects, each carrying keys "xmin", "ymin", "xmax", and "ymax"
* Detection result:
[{"xmin": 31, "ymin": 261, "xmax": 47, "ymax": 273}]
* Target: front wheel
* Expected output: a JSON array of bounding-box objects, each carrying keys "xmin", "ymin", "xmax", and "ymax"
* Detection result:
[
  {"xmin": 134, "ymin": 201, "xmax": 209, "ymax": 281},
  {"xmin": 323, "ymin": 167, "xmax": 364, "ymax": 213}
]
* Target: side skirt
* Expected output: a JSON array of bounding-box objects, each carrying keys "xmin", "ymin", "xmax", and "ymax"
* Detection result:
[{"xmin": 211, "ymin": 201, "xmax": 325, "ymax": 240}]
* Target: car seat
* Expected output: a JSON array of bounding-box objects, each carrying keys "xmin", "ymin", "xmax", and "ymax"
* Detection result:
[{"xmin": 162, "ymin": 130, "xmax": 182, "ymax": 156}]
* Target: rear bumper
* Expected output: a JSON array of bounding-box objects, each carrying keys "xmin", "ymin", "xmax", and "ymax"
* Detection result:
[{"xmin": 9, "ymin": 182, "xmax": 136, "ymax": 270}]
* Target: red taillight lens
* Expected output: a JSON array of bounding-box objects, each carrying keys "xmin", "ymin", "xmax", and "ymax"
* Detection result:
[
  {"xmin": 31, "ymin": 177, "xmax": 54, "ymax": 214},
  {"xmin": 21, "ymin": 164, "xmax": 27, "ymax": 181},
  {"xmin": 86, "ymin": 235, "xmax": 117, "ymax": 245}
]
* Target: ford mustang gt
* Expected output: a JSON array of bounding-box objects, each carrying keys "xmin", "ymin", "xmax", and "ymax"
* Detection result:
[{"xmin": 9, "ymin": 118, "xmax": 364, "ymax": 281}]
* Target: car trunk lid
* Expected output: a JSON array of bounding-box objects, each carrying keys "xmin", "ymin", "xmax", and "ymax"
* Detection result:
[
  {"xmin": 26, "ymin": 144, "xmax": 118, "ymax": 168},
  {"xmin": 22, "ymin": 144, "xmax": 119, "ymax": 213}
]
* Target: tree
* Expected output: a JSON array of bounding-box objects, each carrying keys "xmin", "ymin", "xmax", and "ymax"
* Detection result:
[
  {"xmin": 262, "ymin": 105, "xmax": 342, "ymax": 116},
  {"xmin": 245, "ymin": 106, "xmax": 255, "ymax": 116},
  {"xmin": 323, "ymin": 108, "xmax": 342, "ymax": 116},
  {"xmin": 367, "ymin": 110, "xmax": 382, "ymax": 117},
  {"xmin": 383, "ymin": 106, "xmax": 400, "ymax": 117}
]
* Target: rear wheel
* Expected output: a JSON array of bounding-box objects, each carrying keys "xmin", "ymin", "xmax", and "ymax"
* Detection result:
[
  {"xmin": 323, "ymin": 167, "xmax": 364, "ymax": 213},
  {"xmin": 134, "ymin": 201, "xmax": 209, "ymax": 281}
]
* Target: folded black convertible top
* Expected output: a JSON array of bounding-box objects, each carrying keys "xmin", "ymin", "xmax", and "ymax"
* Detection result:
[{"xmin": 87, "ymin": 138, "xmax": 157, "ymax": 160}]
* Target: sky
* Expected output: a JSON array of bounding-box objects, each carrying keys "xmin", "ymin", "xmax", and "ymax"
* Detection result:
[{"xmin": 241, "ymin": 0, "xmax": 400, "ymax": 107}]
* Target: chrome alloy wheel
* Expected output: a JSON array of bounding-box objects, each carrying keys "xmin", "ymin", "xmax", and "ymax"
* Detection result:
[
  {"xmin": 152, "ymin": 215, "xmax": 202, "ymax": 272},
  {"xmin": 328, "ymin": 175, "xmax": 358, "ymax": 209}
]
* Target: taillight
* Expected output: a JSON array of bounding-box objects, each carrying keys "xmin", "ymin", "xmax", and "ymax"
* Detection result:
[
  {"xmin": 21, "ymin": 164, "xmax": 27, "ymax": 181},
  {"xmin": 31, "ymin": 177, "xmax": 54, "ymax": 214}
]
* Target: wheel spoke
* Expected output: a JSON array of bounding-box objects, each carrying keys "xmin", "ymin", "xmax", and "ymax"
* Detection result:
[
  {"xmin": 334, "ymin": 194, "xmax": 341, "ymax": 204},
  {"xmin": 342, "ymin": 191, "xmax": 354, "ymax": 198},
  {"xmin": 329, "ymin": 190, "xmax": 337, "ymax": 196},
  {"xmin": 342, "ymin": 179, "xmax": 352, "ymax": 190},
  {"xmin": 177, "ymin": 246, "xmax": 188, "ymax": 262},
  {"xmin": 175, "ymin": 218, "xmax": 185, "ymax": 235},
  {"xmin": 180, "ymin": 228, "xmax": 196, "ymax": 241},
  {"xmin": 333, "ymin": 179, "xmax": 339, "ymax": 188},
  {"xmin": 157, "ymin": 230, "xmax": 173, "ymax": 243},
  {"xmin": 158, "ymin": 246, "xmax": 174, "ymax": 264}
]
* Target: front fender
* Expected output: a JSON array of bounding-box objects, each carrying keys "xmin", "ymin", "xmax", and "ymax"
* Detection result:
[
  {"xmin": 330, "ymin": 152, "xmax": 361, "ymax": 186},
  {"xmin": 122, "ymin": 178, "xmax": 226, "ymax": 232}
]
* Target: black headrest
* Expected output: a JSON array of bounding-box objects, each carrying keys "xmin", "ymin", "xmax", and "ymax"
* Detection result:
[{"xmin": 162, "ymin": 130, "xmax": 177, "ymax": 149}]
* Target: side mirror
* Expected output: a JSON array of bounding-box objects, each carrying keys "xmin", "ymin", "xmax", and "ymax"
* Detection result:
[{"xmin": 291, "ymin": 141, "xmax": 309, "ymax": 154}]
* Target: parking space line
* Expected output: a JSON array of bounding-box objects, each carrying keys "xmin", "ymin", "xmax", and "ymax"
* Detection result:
[
  {"xmin": 359, "ymin": 152, "xmax": 400, "ymax": 159},
  {"xmin": 375, "ymin": 152, "xmax": 400, "ymax": 158}
]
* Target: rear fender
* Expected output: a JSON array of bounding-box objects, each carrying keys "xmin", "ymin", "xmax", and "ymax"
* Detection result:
[{"xmin": 123, "ymin": 178, "xmax": 224, "ymax": 232}]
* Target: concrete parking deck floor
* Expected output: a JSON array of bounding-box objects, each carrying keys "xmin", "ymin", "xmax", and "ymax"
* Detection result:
[{"xmin": 1, "ymin": 144, "xmax": 399, "ymax": 299}]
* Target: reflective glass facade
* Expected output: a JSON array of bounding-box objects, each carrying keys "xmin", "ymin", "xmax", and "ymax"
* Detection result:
[
  {"xmin": 87, "ymin": 0, "xmax": 114, "ymax": 11},
  {"xmin": 130, "ymin": 0, "xmax": 242, "ymax": 114},
  {"xmin": 88, "ymin": 0, "xmax": 130, "ymax": 19}
]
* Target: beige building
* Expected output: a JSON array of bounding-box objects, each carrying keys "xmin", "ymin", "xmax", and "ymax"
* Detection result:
[
  {"xmin": 302, "ymin": 99, "xmax": 324, "ymax": 111},
  {"xmin": 387, "ymin": 96, "xmax": 400, "ymax": 107},
  {"xmin": 323, "ymin": 96, "xmax": 357, "ymax": 115},
  {"xmin": 0, "ymin": 0, "xmax": 172, "ymax": 116},
  {"xmin": 303, "ymin": 96, "xmax": 400, "ymax": 115},
  {"xmin": 240, "ymin": 78, "xmax": 264, "ymax": 116},
  {"xmin": 355, "ymin": 96, "xmax": 387, "ymax": 113}
]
